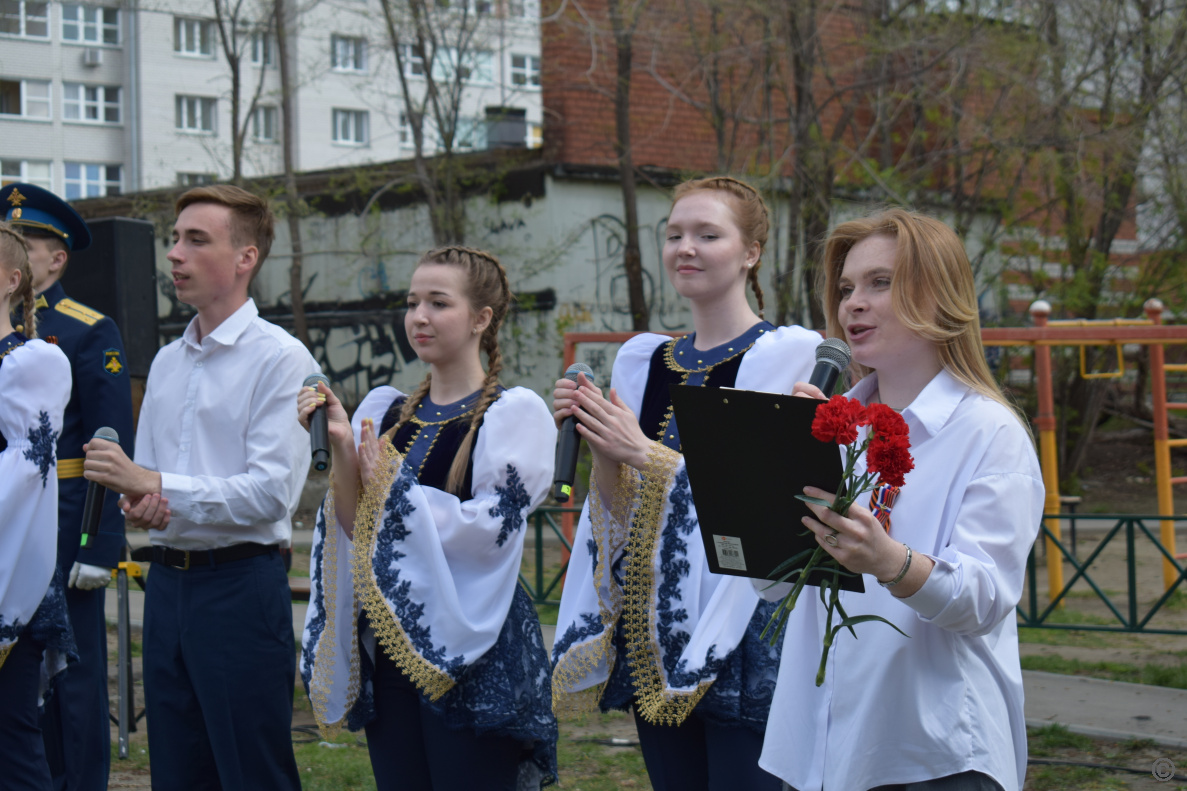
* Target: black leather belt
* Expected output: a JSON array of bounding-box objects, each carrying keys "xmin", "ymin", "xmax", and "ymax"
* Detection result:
[{"xmin": 130, "ymin": 543, "xmax": 276, "ymax": 570}]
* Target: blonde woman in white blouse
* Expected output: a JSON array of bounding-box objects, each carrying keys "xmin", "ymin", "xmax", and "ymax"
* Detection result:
[{"xmin": 766, "ymin": 209, "xmax": 1044, "ymax": 791}]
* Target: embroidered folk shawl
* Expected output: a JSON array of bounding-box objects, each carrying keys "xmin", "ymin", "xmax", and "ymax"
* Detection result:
[
  {"xmin": 551, "ymin": 326, "xmax": 821, "ymax": 725},
  {"xmin": 0, "ymin": 340, "xmax": 71, "ymax": 670},
  {"xmin": 301, "ymin": 385, "xmax": 557, "ymax": 735}
]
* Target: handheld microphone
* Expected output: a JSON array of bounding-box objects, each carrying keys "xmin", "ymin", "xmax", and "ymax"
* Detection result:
[
  {"xmin": 80, "ymin": 426, "xmax": 119, "ymax": 548},
  {"xmin": 304, "ymin": 373, "xmax": 331, "ymax": 472},
  {"xmin": 554, "ymin": 363, "xmax": 595, "ymax": 503},
  {"xmin": 808, "ymin": 338, "xmax": 852, "ymax": 396}
]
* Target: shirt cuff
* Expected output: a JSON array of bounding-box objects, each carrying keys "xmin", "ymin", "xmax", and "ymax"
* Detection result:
[
  {"xmin": 159, "ymin": 472, "xmax": 197, "ymax": 521},
  {"xmin": 899, "ymin": 553, "xmax": 956, "ymax": 621}
]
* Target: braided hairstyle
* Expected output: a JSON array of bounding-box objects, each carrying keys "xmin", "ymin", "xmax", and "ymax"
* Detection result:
[
  {"xmin": 671, "ymin": 176, "xmax": 769, "ymax": 319},
  {"xmin": 0, "ymin": 222, "xmax": 36, "ymax": 339},
  {"xmin": 385, "ymin": 246, "xmax": 513, "ymax": 496}
]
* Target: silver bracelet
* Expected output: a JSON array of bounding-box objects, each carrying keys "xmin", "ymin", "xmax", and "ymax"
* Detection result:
[{"xmin": 878, "ymin": 544, "xmax": 912, "ymax": 588}]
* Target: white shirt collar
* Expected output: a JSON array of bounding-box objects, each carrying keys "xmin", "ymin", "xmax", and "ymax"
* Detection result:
[
  {"xmin": 849, "ymin": 367, "xmax": 969, "ymax": 441},
  {"xmin": 181, "ymin": 299, "xmax": 259, "ymax": 350}
]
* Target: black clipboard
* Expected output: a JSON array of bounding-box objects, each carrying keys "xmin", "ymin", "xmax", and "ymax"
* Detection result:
[{"xmin": 669, "ymin": 385, "xmax": 864, "ymax": 592}]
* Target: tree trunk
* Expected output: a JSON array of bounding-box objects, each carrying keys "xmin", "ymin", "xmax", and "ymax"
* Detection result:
[{"xmin": 274, "ymin": 0, "xmax": 309, "ymax": 349}]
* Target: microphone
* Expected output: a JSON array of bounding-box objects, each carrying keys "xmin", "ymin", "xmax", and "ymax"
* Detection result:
[
  {"xmin": 554, "ymin": 362, "xmax": 595, "ymax": 503},
  {"xmin": 80, "ymin": 426, "xmax": 119, "ymax": 548},
  {"xmin": 304, "ymin": 373, "xmax": 331, "ymax": 472},
  {"xmin": 807, "ymin": 338, "xmax": 852, "ymax": 396}
]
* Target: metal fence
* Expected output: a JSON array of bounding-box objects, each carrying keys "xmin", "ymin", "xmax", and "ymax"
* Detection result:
[
  {"xmin": 1019, "ymin": 514, "xmax": 1187, "ymax": 635},
  {"xmin": 519, "ymin": 506, "xmax": 579, "ymax": 606}
]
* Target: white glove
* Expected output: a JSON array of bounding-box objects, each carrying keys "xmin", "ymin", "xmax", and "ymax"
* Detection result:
[{"xmin": 69, "ymin": 562, "xmax": 111, "ymax": 590}]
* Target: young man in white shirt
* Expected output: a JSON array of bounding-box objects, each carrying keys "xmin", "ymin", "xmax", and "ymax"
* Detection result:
[{"xmin": 84, "ymin": 185, "xmax": 318, "ymax": 791}]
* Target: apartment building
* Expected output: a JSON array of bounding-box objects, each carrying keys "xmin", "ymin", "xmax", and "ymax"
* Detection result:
[{"xmin": 1, "ymin": 0, "xmax": 542, "ymax": 196}]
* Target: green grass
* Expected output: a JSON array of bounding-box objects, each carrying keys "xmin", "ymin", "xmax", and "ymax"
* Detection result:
[
  {"xmin": 1029, "ymin": 724, "xmax": 1096, "ymax": 753},
  {"xmin": 1020, "ymin": 654, "xmax": 1187, "ymax": 689},
  {"xmin": 1026, "ymin": 764, "xmax": 1118, "ymax": 791},
  {"xmin": 293, "ymin": 735, "xmax": 375, "ymax": 791}
]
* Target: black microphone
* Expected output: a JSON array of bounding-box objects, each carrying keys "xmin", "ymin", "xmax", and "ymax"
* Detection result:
[
  {"xmin": 554, "ymin": 362, "xmax": 595, "ymax": 503},
  {"xmin": 304, "ymin": 373, "xmax": 331, "ymax": 472},
  {"xmin": 807, "ymin": 338, "xmax": 852, "ymax": 395},
  {"xmin": 80, "ymin": 426, "xmax": 119, "ymax": 549}
]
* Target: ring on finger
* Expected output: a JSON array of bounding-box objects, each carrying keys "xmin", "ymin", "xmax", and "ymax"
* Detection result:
[{"xmin": 824, "ymin": 531, "xmax": 839, "ymax": 547}]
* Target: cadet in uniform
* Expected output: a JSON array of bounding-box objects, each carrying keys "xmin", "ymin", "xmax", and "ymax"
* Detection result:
[{"xmin": 2, "ymin": 183, "xmax": 135, "ymax": 791}]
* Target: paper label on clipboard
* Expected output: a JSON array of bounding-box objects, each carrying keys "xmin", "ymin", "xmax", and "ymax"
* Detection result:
[{"xmin": 712, "ymin": 535, "xmax": 747, "ymax": 571}]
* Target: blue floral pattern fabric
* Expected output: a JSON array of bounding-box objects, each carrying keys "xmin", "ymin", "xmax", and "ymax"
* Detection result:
[
  {"xmin": 26, "ymin": 565, "xmax": 79, "ymax": 702},
  {"xmin": 24, "ymin": 411, "xmax": 58, "ymax": 487},
  {"xmin": 491, "ymin": 464, "xmax": 530, "ymax": 547}
]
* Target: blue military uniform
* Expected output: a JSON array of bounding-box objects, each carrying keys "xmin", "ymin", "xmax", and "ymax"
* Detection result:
[{"xmin": 3, "ymin": 183, "xmax": 135, "ymax": 791}]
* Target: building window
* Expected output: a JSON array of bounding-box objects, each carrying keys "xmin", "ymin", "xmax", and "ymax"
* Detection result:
[
  {"xmin": 453, "ymin": 117, "xmax": 484, "ymax": 151},
  {"xmin": 510, "ymin": 54, "xmax": 540, "ymax": 87},
  {"xmin": 177, "ymin": 172, "xmax": 216, "ymax": 186},
  {"xmin": 506, "ymin": 0, "xmax": 538, "ymax": 18},
  {"xmin": 0, "ymin": 158, "xmax": 51, "ymax": 190},
  {"xmin": 526, "ymin": 122, "xmax": 542, "ymax": 149},
  {"xmin": 332, "ymin": 108, "xmax": 368, "ymax": 145},
  {"xmin": 398, "ymin": 110, "xmax": 414, "ymax": 147},
  {"xmin": 460, "ymin": 50, "xmax": 493, "ymax": 83},
  {"xmin": 64, "ymin": 162, "xmax": 120, "ymax": 199},
  {"xmin": 252, "ymin": 104, "xmax": 277, "ymax": 142},
  {"xmin": 0, "ymin": 0, "xmax": 48, "ymax": 38},
  {"xmin": 175, "ymin": 95, "xmax": 217, "ymax": 133},
  {"xmin": 0, "ymin": 78, "xmax": 51, "ymax": 119},
  {"xmin": 400, "ymin": 43, "xmax": 425, "ymax": 77},
  {"xmin": 61, "ymin": 4, "xmax": 119, "ymax": 45},
  {"xmin": 174, "ymin": 17, "xmax": 214, "ymax": 57},
  {"xmin": 250, "ymin": 30, "xmax": 275, "ymax": 67},
  {"xmin": 63, "ymin": 83, "xmax": 120, "ymax": 123},
  {"xmin": 331, "ymin": 35, "xmax": 366, "ymax": 72}
]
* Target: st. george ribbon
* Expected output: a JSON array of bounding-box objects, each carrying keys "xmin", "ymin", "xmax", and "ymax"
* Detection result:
[
  {"xmin": 80, "ymin": 426, "xmax": 119, "ymax": 548},
  {"xmin": 808, "ymin": 337, "xmax": 852, "ymax": 395},
  {"xmin": 304, "ymin": 373, "xmax": 331, "ymax": 472},
  {"xmin": 553, "ymin": 362, "xmax": 596, "ymax": 503}
]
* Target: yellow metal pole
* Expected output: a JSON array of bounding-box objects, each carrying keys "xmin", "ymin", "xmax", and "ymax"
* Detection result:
[
  {"xmin": 1144, "ymin": 299, "xmax": 1179, "ymax": 590},
  {"xmin": 1031, "ymin": 301, "xmax": 1064, "ymax": 601}
]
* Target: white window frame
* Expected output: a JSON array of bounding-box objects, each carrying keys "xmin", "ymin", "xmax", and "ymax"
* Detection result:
[
  {"xmin": 400, "ymin": 43, "xmax": 425, "ymax": 78},
  {"xmin": 61, "ymin": 4, "xmax": 120, "ymax": 46},
  {"xmin": 0, "ymin": 158, "xmax": 52, "ymax": 190},
  {"xmin": 0, "ymin": 78, "xmax": 51, "ymax": 119},
  {"xmin": 453, "ymin": 116, "xmax": 484, "ymax": 151},
  {"xmin": 331, "ymin": 108, "xmax": 368, "ymax": 145},
  {"xmin": 252, "ymin": 104, "xmax": 277, "ymax": 142},
  {"xmin": 0, "ymin": 0, "xmax": 49, "ymax": 39},
  {"xmin": 64, "ymin": 162, "xmax": 121, "ymax": 199},
  {"xmin": 250, "ymin": 30, "xmax": 275, "ymax": 67},
  {"xmin": 177, "ymin": 172, "xmax": 216, "ymax": 187},
  {"xmin": 506, "ymin": 0, "xmax": 539, "ymax": 18},
  {"xmin": 63, "ymin": 83, "xmax": 121, "ymax": 124},
  {"xmin": 510, "ymin": 53, "xmax": 540, "ymax": 88},
  {"xmin": 331, "ymin": 34, "xmax": 367, "ymax": 72},
  {"xmin": 175, "ymin": 95, "xmax": 217, "ymax": 134},
  {"xmin": 398, "ymin": 110, "xmax": 414, "ymax": 147},
  {"xmin": 173, "ymin": 16, "xmax": 214, "ymax": 57}
]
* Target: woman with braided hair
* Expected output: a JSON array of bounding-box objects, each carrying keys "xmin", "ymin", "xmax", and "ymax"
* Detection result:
[
  {"xmin": 550, "ymin": 177, "xmax": 821, "ymax": 789},
  {"xmin": 298, "ymin": 246, "xmax": 558, "ymax": 789},
  {"xmin": 0, "ymin": 221, "xmax": 72, "ymax": 788}
]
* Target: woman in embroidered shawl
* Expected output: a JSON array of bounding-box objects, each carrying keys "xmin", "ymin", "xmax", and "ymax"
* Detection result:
[
  {"xmin": 550, "ymin": 178, "xmax": 821, "ymax": 790},
  {"xmin": 0, "ymin": 222, "xmax": 72, "ymax": 788},
  {"xmin": 763, "ymin": 210, "xmax": 1044, "ymax": 791},
  {"xmin": 298, "ymin": 246, "xmax": 558, "ymax": 789}
]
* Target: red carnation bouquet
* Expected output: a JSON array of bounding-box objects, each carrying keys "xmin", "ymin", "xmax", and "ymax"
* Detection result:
[{"xmin": 761, "ymin": 395, "xmax": 915, "ymax": 686}]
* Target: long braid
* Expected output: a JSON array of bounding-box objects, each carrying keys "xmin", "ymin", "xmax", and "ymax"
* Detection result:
[
  {"xmin": 672, "ymin": 176, "xmax": 771, "ymax": 321},
  {"xmin": 382, "ymin": 373, "xmax": 433, "ymax": 443},
  {"xmin": 0, "ymin": 222, "xmax": 36, "ymax": 338}
]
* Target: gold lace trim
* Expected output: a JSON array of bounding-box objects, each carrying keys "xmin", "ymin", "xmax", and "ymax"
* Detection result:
[
  {"xmin": 655, "ymin": 332, "xmax": 764, "ymax": 448},
  {"xmin": 623, "ymin": 442, "xmax": 713, "ymax": 725},
  {"xmin": 0, "ymin": 639, "xmax": 13, "ymax": 672},
  {"xmin": 352, "ymin": 438, "xmax": 456, "ymax": 702},
  {"xmin": 551, "ymin": 459, "xmax": 634, "ymax": 715},
  {"xmin": 309, "ymin": 483, "xmax": 360, "ymax": 739}
]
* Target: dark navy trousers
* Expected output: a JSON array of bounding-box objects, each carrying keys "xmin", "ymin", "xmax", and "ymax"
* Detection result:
[
  {"xmin": 0, "ymin": 633, "xmax": 53, "ymax": 790},
  {"xmin": 40, "ymin": 585, "xmax": 109, "ymax": 791},
  {"xmin": 633, "ymin": 709, "xmax": 781, "ymax": 791},
  {"xmin": 142, "ymin": 550, "xmax": 300, "ymax": 791},
  {"xmin": 364, "ymin": 645, "xmax": 523, "ymax": 790}
]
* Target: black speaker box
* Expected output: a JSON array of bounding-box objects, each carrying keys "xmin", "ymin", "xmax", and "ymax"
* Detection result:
[{"xmin": 61, "ymin": 217, "xmax": 159, "ymax": 378}]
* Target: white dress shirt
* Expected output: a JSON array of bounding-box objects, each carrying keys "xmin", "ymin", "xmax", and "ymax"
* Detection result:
[
  {"xmin": 759, "ymin": 369, "xmax": 1044, "ymax": 791},
  {"xmin": 135, "ymin": 299, "xmax": 320, "ymax": 550}
]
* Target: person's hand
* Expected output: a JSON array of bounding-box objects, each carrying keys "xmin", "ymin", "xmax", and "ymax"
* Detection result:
[
  {"xmin": 552, "ymin": 373, "xmax": 588, "ymax": 429},
  {"xmin": 120, "ymin": 493, "xmax": 171, "ymax": 531},
  {"xmin": 69, "ymin": 562, "xmax": 111, "ymax": 590},
  {"xmin": 568, "ymin": 381, "xmax": 652, "ymax": 470},
  {"xmin": 357, "ymin": 417, "xmax": 383, "ymax": 490},
  {"xmin": 297, "ymin": 381, "xmax": 353, "ymax": 446},
  {"xmin": 84, "ymin": 439, "xmax": 160, "ymax": 498},
  {"xmin": 792, "ymin": 381, "xmax": 828, "ymax": 400},
  {"xmin": 799, "ymin": 486, "xmax": 903, "ymax": 580}
]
